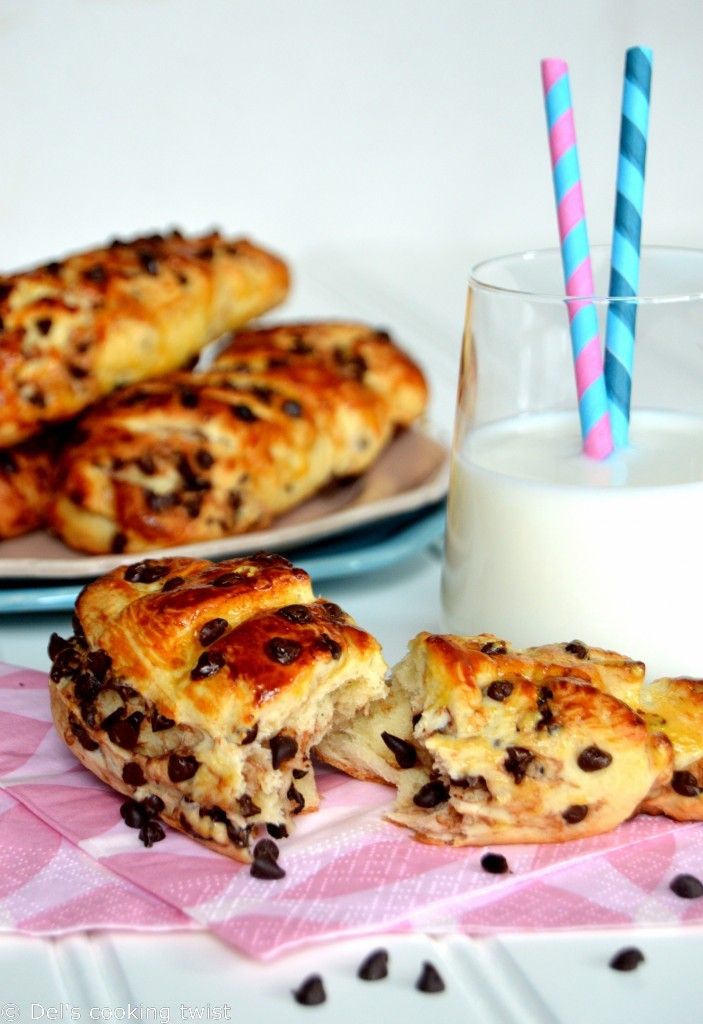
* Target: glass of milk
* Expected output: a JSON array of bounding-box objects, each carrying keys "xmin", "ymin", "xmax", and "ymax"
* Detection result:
[{"xmin": 441, "ymin": 246, "xmax": 703, "ymax": 680}]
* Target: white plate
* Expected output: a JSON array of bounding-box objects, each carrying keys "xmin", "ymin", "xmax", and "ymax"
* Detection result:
[{"xmin": 0, "ymin": 426, "xmax": 449, "ymax": 580}]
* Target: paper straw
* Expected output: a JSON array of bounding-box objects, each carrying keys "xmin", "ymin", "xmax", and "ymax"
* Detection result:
[
  {"xmin": 605, "ymin": 46, "xmax": 653, "ymax": 448},
  {"xmin": 541, "ymin": 58, "xmax": 614, "ymax": 460}
]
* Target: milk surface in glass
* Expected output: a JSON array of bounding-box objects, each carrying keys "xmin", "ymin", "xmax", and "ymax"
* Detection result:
[{"xmin": 441, "ymin": 409, "xmax": 703, "ymax": 680}]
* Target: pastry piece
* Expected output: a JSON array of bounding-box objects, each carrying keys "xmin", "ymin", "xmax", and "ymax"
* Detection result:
[
  {"xmin": 523, "ymin": 640, "xmax": 645, "ymax": 709},
  {"xmin": 48, "ymin": 552, "xmax": 387, "ymax": 861},
  {"xmin": 638, "ymin": 677, "xmax": 703, "ymax": 821},
  {"xmin": 0, "ymin": 433, "xmax": 58, "ymax": 538},
  {"xmin": 0, "ymin": 230, "xmax": 289, "ymax": 447},
  {"xmin": 317, "ymin": 633, "xmax": 671, "ymax": 846},
  {"xmin": 49, "ymin": 321, "xmax": 428, "ymax": 554}
]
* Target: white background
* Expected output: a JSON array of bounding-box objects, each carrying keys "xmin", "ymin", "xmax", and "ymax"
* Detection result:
[{"xmin": 1, "ymin": 0, "xmax": 702, "ymax": 379}]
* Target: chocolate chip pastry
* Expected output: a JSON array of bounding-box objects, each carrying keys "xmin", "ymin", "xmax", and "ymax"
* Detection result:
[
  {"xmin": 0, "ymin": 230, "xmax": 289, "ymax": 447},
  {"xmin": 316, "ymin": 633, "xmax": 672, "ymax": 845},
  {"xmin": 0, "ymin": 434, "xmax": 57, "ymax": 538},
  {"xmin": 49, "ymin": 552, "xmax": 387, "ymax": 861},
  {"xmin": 49, "ymin": 322, "xmax": 428, "ymax": 554}
]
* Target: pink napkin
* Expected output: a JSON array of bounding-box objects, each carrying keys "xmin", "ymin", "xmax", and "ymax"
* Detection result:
[{"xmin": 1, "ymin": 660, "xmax": 702, "ymax": 958}]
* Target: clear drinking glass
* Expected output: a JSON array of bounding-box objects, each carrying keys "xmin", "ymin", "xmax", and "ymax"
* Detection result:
[{"xmin": 441, "ymin": 246, "xmax": 703, "ymax": 680}]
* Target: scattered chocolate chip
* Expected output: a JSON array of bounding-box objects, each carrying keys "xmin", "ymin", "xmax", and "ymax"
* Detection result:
[
  {"xmin": 74, "ymin": 671, "xmax": 102, "ymax": 703},
  {"xmin": 107, "ymin": 711, "xmax": 144, "ymax": 750},
  {"xmin": 122, "ymin": 762, "xmax": 145, "ymax": 787},
  {"xmin": 69, "ymin": 364, "xmax": 89, "ymax": 379},
  {"xmin": 282, "ymin": 399, "xmax": 302, "ymax": 417},
  {"xmin": 141, "ymin": 794, "xmax": 165, "ymax": 817},
  {"xmin": 239, "ymin": 794, "xmax": 261, "ymax": 818},
  {"xmin": 212, "ymin": 572, "xmax": 242, "ymax": 587},
  {"xmin": 162, "ymin": 575, "xmax": 185, "ymax": 592},
  {"xmin": 124, "ymin": 561, "xmax": 169, "ymax": 584},
  {"xmin": 45, "ymin": 261, "xmax": 61, "ymax": 276},
  {"xmin": 251, "ymin": 855, "xmax": 286, "ymax": 881},
  {"xmin": 266, "ymin": 823, "xmax": 288, "ymax": 839},
  {"xmin": 139, "ymin": 819, "xmax": 165, "ymax": 847},
  {"xmin": 227, "ymin": 824, "xmax": 250, "ymax": 849},
  {"xmin": 320, "ymin": 601, "xmax": 346, "ymax": 622},
  {"xmin": 413, "ymin": 781, "xmax": 449, "ymax": 808},
  {"xmin": 358, "ymin": 948, "xmax": 389, "ymax": 981},
  {"xmin": 111, "ymin": 532, "xmax": 127, "ymax": 554},
  {"xmin": 381, "ymin": 731, "xmax": 417, "ymax": 769},
  {"xmin": 609, "ymin": 947, "xmax": 645, "ymax": 972},
  {"xmin": 69, "ymin": 715, "xmax": 99, "ymax": 751},
  {"xmin": 481, "ymin": 852, "xmax": 509, "ymax": 874},
  {"xmin": 136, "ymin": 453, "xmax": 156, "ymax": 475},
  {"xmin": 292, "ymin": 768, "xmax": 308, "ymax": 780},
  {"xmin": 26, "ymin": 388, "xmax": 46, "ymax": 408},
  {"xmin": 180, "ymin": 389, "xmax": 199, "ymax": 408},
  {"xmin": 287, "ymin": 783, "xmax": 305, "ymax": 815},
  {"xmin": 316, "ymin": 634, "xmax": 342, "ymax": 659},
  {"xmin": 293, "ymin": 976, "xmax": 325, "ymax": 1006},
  {"xmin": 672, "ymin": 771, "xmax": 701, "ymax": 797},
  {"xmin": 481, "ymin": 640, "xmax": 508, "ymax": 656},
  {"xmin": 416, "ymin": 962, "xmax": 445, "ymax": 994},
  {"xmin": 195, "ymin": 449, "xmax": 214, "ymax": 469},
  {"xmin": 270, "ymin": 733, "xmax": 299, "ymax": 769},
  {"xmin": 504, "ymin": 746, "xmax": 534, "ymax": 784},
  {"xmin": 253, "ymin": 838, "xmax": 279, "ymax": 862},
  {"xmin": 151, "ymin": 710, "xmax": 175, "ymax": 732},
  {"xmin": 86, "ymin": 649, "xmax": 111, "ymax": 681},
  {"xmin": 536, "ymin": 704, "xmax": 556, "ymax": 732},
  {"xmin": 486, "ymin": 680, "xmax": 513, "ymax": 702},
  {"xmin": 48, "ymin": 632, "xmax": 71, "ymax": 662},
  {"xmin": 36, "ymin": 317, "xmax": 52, "ymax": 336},
  {"xmin": 670, "ymin": 873, "xmax": 703, "ymax": 899},
  {"xmin": 120, "ymin": 800, "xmax": 147, "ymax": 829},
  {"xmin": 232, "ymin": 403, "xmax": 258, "ymax": 422},
  {"xmin": 84, "ymin": 264, "xmax": 107, "ymax": 283},
  {"xmin": 451, "ymin": 774, "xmax": 489, "ymax": 792},
  {"xmin": 191, "ymin": 650, "xmax": 225, "ymax": 680},
  {"xmin": 168, "ymin": 754, "xmax": 199, "ymax": 783},
  {"xmin": 537, "ymin": 686, "xmax": 553, "ymax": 704},
  {"xmin": 562, "ymin": 804, "xmax": 589, "ymax": 824},
  {"xmin": 265, "ymin": 636, "xmax": 303, "ymax": 665},
  {"xmin": 228, "ymin": 491, "xmax": 242, "ymax": 513},
  {"xmin": 196, "ymin": 245, "xmax": 214, "ymax": 260},
  {"xmin": 565, "ymin": 640, "xmax": 589, "ymax": 659},
  {"xmin": 198, "ymin": 617, "xmax": 228, "ymax": 647},
  {"xmin": 241, "ymin": 724, "xmax": 258, "ymax": 745},
  {"xmin": 0, "ymin": 450, "xmax": 16, "ymax": 474},
  {"xmin": 138, "ymin": 251, "xmax": 159, "ymax": 275},
  {"xmin": 276, "ymin": 604, "xmax": 313, "ymax": 624},
  {"xmin": 577, "ymin": 746, "xmax": 612, "ymax": 772},
  {"xmin": 412, "ymin": 712, "xmax": 422, "ymax": 727}
]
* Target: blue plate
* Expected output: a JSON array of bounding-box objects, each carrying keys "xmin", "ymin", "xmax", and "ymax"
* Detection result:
[{"xmin": 0, "ymin": 502, "xmax": 446, "ymax": 614}]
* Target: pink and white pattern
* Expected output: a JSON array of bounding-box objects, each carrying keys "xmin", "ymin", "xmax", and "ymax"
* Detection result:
[{"xmin": 0, "ymin": 661, "xmax": 702, "ymax": 959}]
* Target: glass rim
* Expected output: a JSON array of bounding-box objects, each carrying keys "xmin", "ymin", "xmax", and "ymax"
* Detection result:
[{"xmin": 470, "ymin": 244, "xmax": 703, "ymax": 304}]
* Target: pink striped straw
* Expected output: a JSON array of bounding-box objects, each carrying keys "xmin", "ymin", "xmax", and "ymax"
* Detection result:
[{"xmin": 541, "ymin": 58, "xmax": 613, "ymax": 459}]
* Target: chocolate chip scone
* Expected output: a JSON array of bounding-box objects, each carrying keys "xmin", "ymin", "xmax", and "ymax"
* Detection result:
[
  {"xmin": 48, "ymin": 552, "xmax": 387, "ymax": 861},
  {"xmin": 637, "ymin": 677, "xmax": 703, "ymax": 821},
  {"xmin": 316, "ymin": 633, "xmax": 671, "ymax": 845},
  {"xmin": 49, "ymin": 321, "xmax": 428, "ymax": 554},
  {"xmin": 0, "ymin": 230, "xmax": 289, "ymax": 447}
]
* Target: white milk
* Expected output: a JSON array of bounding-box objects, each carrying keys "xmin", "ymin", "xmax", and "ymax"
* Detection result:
[{"xmin": 441, "ymin": 410, "xmax": 703, "ymax": 681}]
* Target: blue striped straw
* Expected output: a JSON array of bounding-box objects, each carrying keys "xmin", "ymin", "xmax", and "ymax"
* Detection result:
[{"xmin": 604, "ymin": 46, "xmax": 653, "ymax": 448}]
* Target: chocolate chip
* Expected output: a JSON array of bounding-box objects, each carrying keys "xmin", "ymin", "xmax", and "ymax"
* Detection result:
[
  {"xmin": 451, "ymin": 774, "xmax": 489, "ymax": 792},
  {"xmin": 151, "ymin": 710, "xmax": 175, "ymax": 732},
  {"xmin": 228, "ymin": 491, "xmax": 242, "ymax": 513},
  {"xmin": 577, "ymin": 746, "xmax": 612, "ymax": 772},
  {"xmin": 198, "ymin": 617, "xmax": 228, "ymax": 647},
  {"xmin": 84, "ymin": 264, "xmax": 107, "ymax": 283},
  {"xmin": 48, "ymin": 632, "xmax": 71, "ymax": 662},
  {"xmin": 124, "ymin": 561, "xmax": 169, "ymax": 584},
  {"xmin": 136, "ymin": 454, "xmax": 156, "ymax": 475},
  {"xmin": 416, "ymin": 962, "xmax": 445, "ymax": 994},
  {"xmin": 481, "ymin": 640, "xmax": 507, "ymax": 656},
  {"xmin": 141, "ymin": 794, "xmax": 165, "ymax": 817},
  {"xmin": 69, "ymin": 715, "xmax": 99, "ymax": 751},
  {"xmin": 122, "ymin": 762, "xmax": 145, "ymax": 787},
  {"xmin": 251, "ymin": 856, "xmax": 286, "ymax": 881},
  {"xmin": 139, "ymin": 819, "xmax": 165, "ymax": 847},
  {"xmin": 282, "ymin": 399, "xmax": 302, "ymax": 417},
  {"xmin": 36, "ymin": 317, "xmax": 52, "ymax": 336},
  {"xmin": 253, "ymin": 838, "xmax": 279, "ymax": 862},
  {"xmin": 200, "ymin": 805, "xmax": 228, "ymax": 824},
  {"xmin": 232, "ymin": 404, "xmax": 258, "ymax": 422},
  {"xmin": 74, "ymin": 671, "xmax": 102, "ymax": 704},
  {"xmin": 86, "ymin": 649, "xmax": 112, "ymax": 681},
  {"xmin": 212, "ymin": 572, "xmax": 242, "ymax": 587},
  {"xmin": 162, "ymin": 575, "xmax": 185, "ymax": 592},
  {"xmin": 670, "ymin": 873, "xmax": 703, "ymax": 899},
  {"xmin": 320, "ymin": 601, "xmax": 346, "ymax": 622},
  {"xmin": 504, "ymin": 746, "xmax": 534, "ymax": 783},
  {"xmin": 226, "ymin": 819, "xmax": 251, "ymax": 848},
  {"xmin": 412, "ymin": 712, "xmax": 422, "ymax": 727},
  {"xmin": 276, "ymin": 604, "xmax": 313, "ymax": 624},
  {"xmin": 45, "ymin": 261, "xmax": 61, "ymax": 276},
  {"xmin": 292, "ymin": 768, "xmax": 308, "ymax": 779},
  {"xmin": 265, "ymin": 637, "xmax": 303, "ymax": 665},
  {"xmin": 609, "ymin": 947, "xmax": 645, "ymax": 972},
  {"xmin": 562, "ymin": 804, "xmax": 589, "ymax": 824},
  {"xmin": 413, "ymin": 781, "xmax": 449, "ymax": 808},
  {"xmin": 195, "ymin": 449, "xmax": 214, "ymax": 470},
  {"xmin": 0, "ymin": 450, "xmax": 16, "ymax": 474},
  {"xmin": 357, "ymin": 949, "xmax": 389, "ymax": 981},
  {"xmin": 565, "ymin": 640, "xmax": 589, "ymax": 659},
  {"xmin": 138, "ymin": 251, "xmax": 159, "ymax": 275},
  {"xmin": 111, "ymin": 532, "xmax": 127, "ymax": 554},
  {"xmin": 266, "ymin": 823, "xmax": 288, "ymax": 840},
  {"xmin": 107, "ymin": 711, "xmax": 144, "ymax": 750},
  {"xmin": 50, "ymin": 646, "xmax": 82, "ymax": 683},
  {"xmin": 480, "ymin": 852, "xmax": 509, "ymax": 874},
  {"xmin": 287, "ymin": 783, "xmax": 305, "ymax": 815},
  {"xmin": 241, "ymin": 724, "xmax": 258, "ymax": 745},
  {"xmin": 180, "ymin": 389, "xmax": 199, "ymax": 408},
  {"xmin": 672, "ymin": 771, "xmax": 701, "ymax": 797},
  {"xmin": 316, "ymin": 634, "xmax": 342, "ymax": 659},
  {"xmin": 537, "ymin": 686, "xmax": 553, "ymax": 704},
  {"xmin": 381, "ymin": 731, "xmax": 417, "ymax": 769},
  {"xmin": 191, "ymin": 650, "xmax": 225, "ymax": 680},
  {"xmin": 168, "ymin": 754, "xmax": 199, "ymax": 783},
  {"xmin": 536, "ymin": 705, "xmax": 556, "ymax": 732},
  {"xmin": 486, "ymin": 680, "xmax": 513, "ymax": 702},
  {"xmin": 196, "ymin": 245, "xmax": 214, "ymax": 260},
  {"xmin": 270, "ymin": 733, "xmax": 298, "ymax": 769},
  {"xmin": 120, "ymin": 800, "xmax": 146, "ymax": 829},
  {"xmin": 239, "ymin": 794, "xmax": 261, "ymax": 818},
  {"xmin": 293, "ymin": 976, "xmax": 325, "ymax": 1006}
]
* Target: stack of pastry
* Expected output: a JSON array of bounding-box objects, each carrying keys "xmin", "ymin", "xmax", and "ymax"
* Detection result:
[{"xmin": 0, "ymin": 231, "xmax": 428, "ymax": 554}]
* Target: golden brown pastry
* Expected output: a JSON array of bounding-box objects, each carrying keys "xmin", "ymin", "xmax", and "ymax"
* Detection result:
[
  {"xmin": 0, "ymin": 230, "xmax": 289, "ymax": 447},
  {"xmin": 0, "ymin": 433, "xmax": 58, "ymax": 538},
  {"xmin": 638, "ymin": 677, "xmax": 703, "ymax": 821},
  {"xmin": 48, "ymin": 553, "xmax": 388, "ymax": 861},
  {"xmin": 49, "ymin": 322, "xmax": 428, "ymax": 554},
  {"xmin": 317, "ymin": 633, "xmax": 671, "ymax": 846}
]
